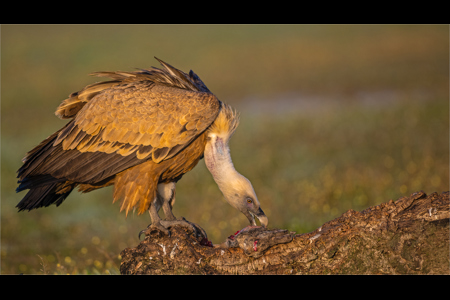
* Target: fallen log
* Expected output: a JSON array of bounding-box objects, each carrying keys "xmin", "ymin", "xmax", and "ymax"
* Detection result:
[{"xmin": 119, "ymin": 191, "xmax": 449, "ymax": 274}]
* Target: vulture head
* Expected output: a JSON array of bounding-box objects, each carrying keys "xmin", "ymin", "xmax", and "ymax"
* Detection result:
[{"xmin": 222, "ymin": 174, "xmax": 268, "ymax": 227}]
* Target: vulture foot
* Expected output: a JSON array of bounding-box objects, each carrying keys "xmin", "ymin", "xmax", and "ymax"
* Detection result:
[{"xmin": 139, "ymin": 217, "xmax": 207, "ymax": 240}]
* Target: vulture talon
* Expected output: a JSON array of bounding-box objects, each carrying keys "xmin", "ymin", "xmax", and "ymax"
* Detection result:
[
  {"xmin": 138, "ymin": 223, "xmax": 152, "ymax": 240},
  {"xmin": 138, "ymin": 229, "xmax": 146, "ymax": 240},
  {"xmin": 179, "ymin": 216, "xmax": 207, "ymax": 237}
]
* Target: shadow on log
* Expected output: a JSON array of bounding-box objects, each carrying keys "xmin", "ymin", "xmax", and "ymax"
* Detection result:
[{"xmin": 120, "ymin": 191, "xmax": 449, "ymax": 274}]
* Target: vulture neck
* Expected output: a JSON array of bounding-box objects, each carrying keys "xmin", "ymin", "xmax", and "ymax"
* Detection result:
[{"xmin": 204, "ymin": 134, "xmax": 240, "ymax": 192}]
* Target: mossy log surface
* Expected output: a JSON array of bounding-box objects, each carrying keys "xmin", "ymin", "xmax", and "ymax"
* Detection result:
[{"xmin": 120, "ymin": 191, "xmax": 449, "ymax": 274}]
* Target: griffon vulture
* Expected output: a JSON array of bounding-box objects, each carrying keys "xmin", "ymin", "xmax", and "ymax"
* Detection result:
[{"xmin": 16, "ymin": 57, "xmax": 268, "ymax": 237}]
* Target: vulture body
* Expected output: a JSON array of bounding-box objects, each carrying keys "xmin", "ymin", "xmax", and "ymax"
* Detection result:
[{"xmin": 16, "ymin": 58, "xmax": 267, "ymax": 236}]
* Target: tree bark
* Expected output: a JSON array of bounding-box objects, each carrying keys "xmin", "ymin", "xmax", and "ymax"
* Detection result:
[{"xmin": 119, "ymin": 191, "xmax": 449, "ymax": 274}]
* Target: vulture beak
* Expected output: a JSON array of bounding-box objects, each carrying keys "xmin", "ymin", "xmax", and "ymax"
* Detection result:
[{"xmin": 249, "ymin": 207, "xmax": 268, "ymax": 228}]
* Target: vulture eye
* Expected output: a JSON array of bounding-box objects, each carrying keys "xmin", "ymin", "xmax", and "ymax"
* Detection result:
[{"xmin": 246, "ymin": 198, "xmax": 253, "ymax": 204}]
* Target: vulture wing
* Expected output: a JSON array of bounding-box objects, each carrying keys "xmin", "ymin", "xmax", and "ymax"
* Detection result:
[{"xmin": 17, "ymin": 59, "xmax": 221, "ymax": 193}]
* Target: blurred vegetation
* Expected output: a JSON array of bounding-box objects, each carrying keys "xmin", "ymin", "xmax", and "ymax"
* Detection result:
[{"xmin": 1, "ymin": 25, "xmax": 448, "ymax": 274}]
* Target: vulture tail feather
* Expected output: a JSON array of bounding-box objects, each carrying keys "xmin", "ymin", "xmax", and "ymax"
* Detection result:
[
  {"xmin": 16, "ymin": 174, "xmax": 65, "ymax": 193},
  {"xmin": 16, "ymin": 182, "xmax": 75, "ymax": 212}
]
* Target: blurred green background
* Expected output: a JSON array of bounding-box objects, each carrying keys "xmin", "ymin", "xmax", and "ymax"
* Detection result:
[{"xmin": 1, "ymin": 24, "xmax": 448, "ymax": 274}]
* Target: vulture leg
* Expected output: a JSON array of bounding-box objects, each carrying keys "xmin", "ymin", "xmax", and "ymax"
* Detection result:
[
  {"xmin": 160, "ymin": 182, "xmax": 177, "ymax": 221},
  {"xmin": 138, "ymin": 182, "xmax": 207, "ymax": 239}
]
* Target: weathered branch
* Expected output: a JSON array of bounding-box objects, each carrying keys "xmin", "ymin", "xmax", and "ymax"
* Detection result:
[{"xmin": 120, "ymin": 191, "xmax": 449, "ymax": 274}]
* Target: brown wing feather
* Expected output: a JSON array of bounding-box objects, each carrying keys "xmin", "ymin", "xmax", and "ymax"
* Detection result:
[
  {"xmin": 56, "ymin": 81, "xmax": 220, "ymax": 163},
  {"xmin": 55, "ymin": 80, "xmax": 122, "ymax": 119}
]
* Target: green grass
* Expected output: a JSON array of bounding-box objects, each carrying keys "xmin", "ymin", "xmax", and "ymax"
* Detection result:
[{"xmin": 1, "ymin": 25, "xmax": 448, "ymax": 274}]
